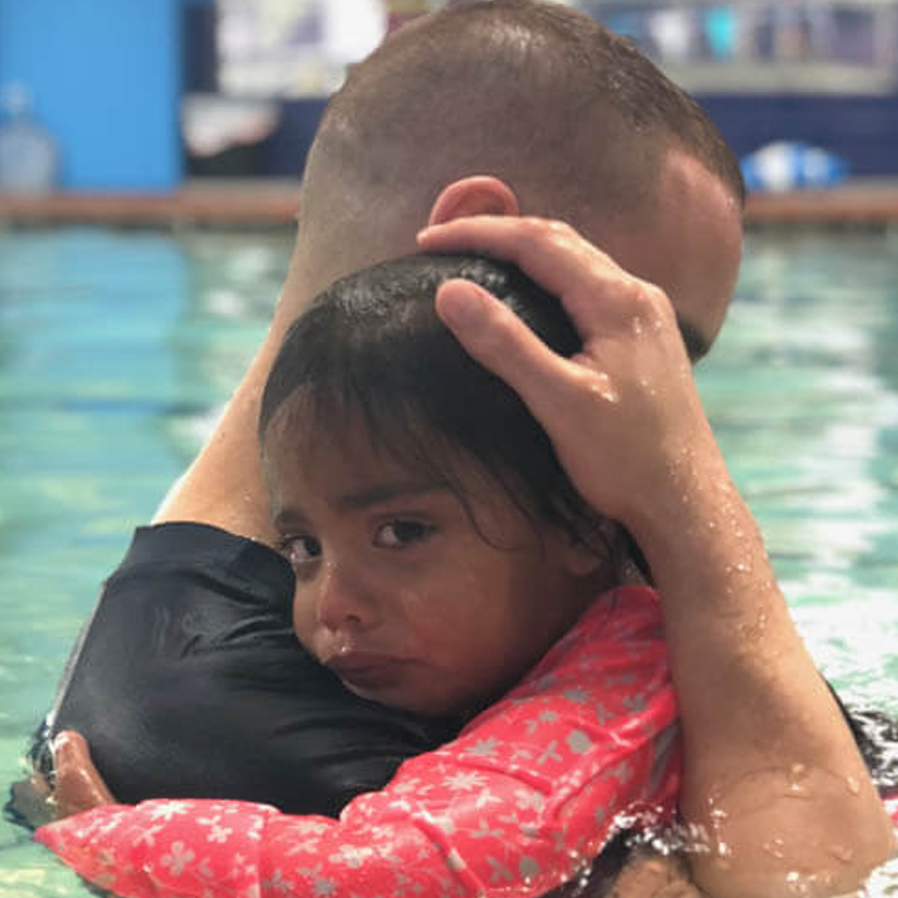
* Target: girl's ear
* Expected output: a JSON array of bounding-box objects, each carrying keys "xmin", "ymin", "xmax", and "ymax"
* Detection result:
[
  {"xmin": 428, "ymin": 176, "xmax": 520, "ymax": 226},
  {"xmin": 561, "ymin": 539, "xmax": 607, "ymax": 578},
  {"xmin": 559, "ymin": 518, "xmax": 622, "ymax": 579}
]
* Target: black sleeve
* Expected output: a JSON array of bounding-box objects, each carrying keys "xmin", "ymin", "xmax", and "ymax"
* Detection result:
[
  {"xmin": 825, "ymin": 681, "xmax": 898, "ymax": 796},
  {"xmin": 30, "ymin": 523, "xmax": 460, "ymax": 817}
]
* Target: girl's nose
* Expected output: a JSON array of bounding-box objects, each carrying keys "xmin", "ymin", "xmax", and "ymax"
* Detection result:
[{"xmin": 314, "ymin": 559, "xmax": 379, "ymax": 633}]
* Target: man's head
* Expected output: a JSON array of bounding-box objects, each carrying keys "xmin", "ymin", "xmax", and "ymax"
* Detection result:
[{"xmin": 285, "ymin": 0, "xmax": 744, "ymax": 359}]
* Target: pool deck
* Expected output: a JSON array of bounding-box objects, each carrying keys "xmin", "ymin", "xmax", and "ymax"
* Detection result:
[
  {"xmin": 0, "ymin": 180, "xmax": 303, "ymax": 229},
  {"xmin": 3, "ymin": 177, "xmax": 898, "ymax": 229}
]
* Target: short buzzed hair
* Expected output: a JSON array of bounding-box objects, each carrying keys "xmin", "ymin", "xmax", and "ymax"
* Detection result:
[{"xmin": 298, "ymin": 0, "xmax": 743, "ymax": 263}]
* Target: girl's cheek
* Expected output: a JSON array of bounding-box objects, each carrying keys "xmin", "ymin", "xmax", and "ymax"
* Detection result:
[{"xmin": 292, "ymin": 593, "xmax": 318, "ymax": 644}]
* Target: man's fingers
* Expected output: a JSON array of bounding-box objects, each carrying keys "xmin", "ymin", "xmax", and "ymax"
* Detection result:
[
  {"xmin": 52, "ymin": 730, "xmax": 115, "ymax": 818},
  {"xmin": 7, "ymin": 775, "xmax": 54, "ymax": 829},
  {"xmin": 435, "ymin": 278, "xmax": 577, "ymax": 428},
  {"xmin": 418, "ymin": 215, "xmax": 633, "ymax": 326},
  {"xmin": 419, "ymin": 216, "xmax": 667, "ymax": 340},
  {"xmin": 609, "ymin": 850, "xmax": 703, "ymax": 898},
  {"xmin": 419, "ymin": 216, "xmax": 603, "ymax": 293}
]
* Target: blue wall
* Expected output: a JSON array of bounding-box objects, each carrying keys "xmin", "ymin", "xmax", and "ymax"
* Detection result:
[
  {"xmin": 0, "ymin": 0, "xmax": 185, "ymax": 191},
  {"xmin": 697, "ymin": 93, "xmax": 898, "ymax": 178},
  {"xmin": 262, "ymin": 93, "xmax": 898, "ymax": 182},
  {"xmin": 3, "ymin": 0, "xmax": 896, "ymax": 189}
]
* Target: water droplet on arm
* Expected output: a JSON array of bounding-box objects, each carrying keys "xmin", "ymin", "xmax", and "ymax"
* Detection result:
[
  {"xmin": 827, "ymin": 844, "xmax": 854, "ymax": 864},
  {"xmin": 785, "ymin": 763, "xmax": 812, "ymax": 799},
  {"xmin": 587, "ymin": 378, "xmax": 620, "ymax": 405},
  {"xmin": 637, "ymin": 376, "xmax": 657, "ymax": 397}
]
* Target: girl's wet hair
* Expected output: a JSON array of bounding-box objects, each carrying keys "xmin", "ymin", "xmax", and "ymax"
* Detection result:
[{"xmin": 259, "ymin": 254, "xmax": 601, "ymax": 548}]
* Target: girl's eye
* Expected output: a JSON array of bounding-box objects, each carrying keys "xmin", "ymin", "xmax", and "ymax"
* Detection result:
[
  {"xmin": 280, "ymin": 535, "xmax": 322, "ymax": 566},
  {"xmin": 373, "ymin": 520, "xmax": 435, "ymax": 549}
]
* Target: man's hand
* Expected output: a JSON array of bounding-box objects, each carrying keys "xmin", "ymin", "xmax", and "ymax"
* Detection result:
[
  {"xmin": 8, "ymin": 731, "xmax": 114, "ymax": 830},
  {"xmin": 8, "ymin": 773, "xmax": 54, "ymax": 830},
  {"xmin": 419, "ymin": 216, "xmax": 709, "ymax": 532},
  {"xmin": 50, "ymin": 731, "xmax": 115, "ymax": 820},
  {"xmin": 608, "ymin": 850, "xmax": 706, "ymax": 898}
]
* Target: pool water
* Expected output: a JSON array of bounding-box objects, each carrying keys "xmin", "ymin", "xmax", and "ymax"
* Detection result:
[{"xmin": 0, "ymin": 226, "xmax": 896, "ymax": 896}]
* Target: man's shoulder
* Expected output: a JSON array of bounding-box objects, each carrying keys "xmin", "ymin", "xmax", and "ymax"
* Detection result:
[{"xmin": 108, "ymin": 521, "xmax": 293, "ymax": 595}]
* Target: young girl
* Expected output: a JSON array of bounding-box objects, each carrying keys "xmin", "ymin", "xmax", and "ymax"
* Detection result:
[{"xmin": 36, "ymin": 253, "xmax": 684, "ymax": 897}]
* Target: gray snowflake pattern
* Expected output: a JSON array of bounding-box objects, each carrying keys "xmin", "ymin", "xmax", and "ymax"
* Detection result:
[{"xmin": 465, "ymin": 737, "xmax": 501, "ymax": 757}]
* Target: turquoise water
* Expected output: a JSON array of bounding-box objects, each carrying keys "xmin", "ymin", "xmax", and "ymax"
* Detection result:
[
  {"xmin": 0, "ymin": 227, "xmax": 896, "ymax": 895},
  {"xmin": 700, "ymin": 233, "xmax": 898, "ymax": 715}
]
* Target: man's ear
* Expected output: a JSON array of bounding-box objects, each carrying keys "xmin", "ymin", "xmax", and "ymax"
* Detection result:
[{"xmin": 428, "ymin": 176, "xmax": 520, "ymax": 226}]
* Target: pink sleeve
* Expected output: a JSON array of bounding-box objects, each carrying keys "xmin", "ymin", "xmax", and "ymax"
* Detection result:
[
  {"xmin": 885, "ymin": 795, "xmax": 898, "ymax": 824},
  {"xmin": 36, "ymin": 586, "xmax": 681, "ymax": 898}
]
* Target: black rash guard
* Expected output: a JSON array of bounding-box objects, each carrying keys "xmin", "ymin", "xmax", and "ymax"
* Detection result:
[{"xmin": 29, "ymin": 522, "xmax": 461, "ymax": 817}]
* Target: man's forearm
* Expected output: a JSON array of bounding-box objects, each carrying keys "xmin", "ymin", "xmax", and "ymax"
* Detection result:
[
  {"xmin": 153, "ymin": 339, "xmax": 279, "ymax": 542},
  {"xmin": 630, "ymin": 439, "xmax": 895, "ymax": 898}
]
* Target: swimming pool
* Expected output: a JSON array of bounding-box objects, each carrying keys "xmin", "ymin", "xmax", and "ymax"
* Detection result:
[{"xmin": 0, "ymin": 226, "xmax": 896, "ymax": 896}]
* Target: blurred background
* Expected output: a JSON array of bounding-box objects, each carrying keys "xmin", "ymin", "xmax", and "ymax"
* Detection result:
[
  {"xmin": 2, "ymin": 7, "xmax": 898, "ymax": 895},
  {"xmin": 0, "ymin": 0, "xmax": 897, "ymax": 194}
]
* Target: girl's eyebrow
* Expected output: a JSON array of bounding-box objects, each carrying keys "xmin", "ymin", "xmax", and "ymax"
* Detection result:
[
  {"xmin": 271, "ymin": 505, "xmax": 311, "ymax": 531},
  {"xmin": 271, "ymin": 482, "xmax": 451, "ymax": 530},
  {"xmin": 336, "ymin": 481, "xmax": 450, "ymax": 511}
]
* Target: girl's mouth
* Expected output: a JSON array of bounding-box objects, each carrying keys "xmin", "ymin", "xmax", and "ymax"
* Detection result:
[{"xmin": 325, "ymin": 652, "xmax": 409, "ymax": 689}]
